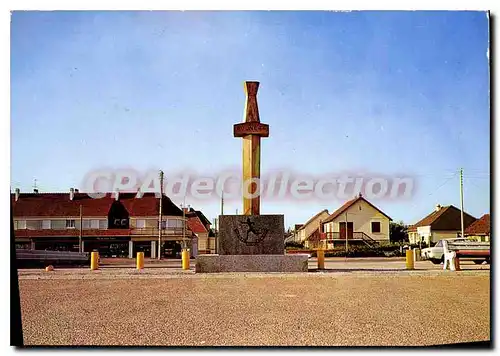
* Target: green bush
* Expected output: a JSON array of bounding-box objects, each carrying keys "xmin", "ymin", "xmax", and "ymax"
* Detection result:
[
  {"xmin": 286, "ymin": 243, "xmax": 404, "ymax": 258},
  {"xmin": 323, "ymin": 244, "xmax": 403, "ymax": 258}
]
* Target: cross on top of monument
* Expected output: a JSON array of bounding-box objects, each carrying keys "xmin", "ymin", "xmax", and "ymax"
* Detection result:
[
  {"xmin": 233, "ymin": 81, "xmax": 269, "ymax": 216},
  {"xmin": 233, "ymin": 81, "xmax": 269, "ymax": 138}
]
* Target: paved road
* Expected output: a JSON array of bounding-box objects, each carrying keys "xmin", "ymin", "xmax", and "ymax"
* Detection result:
[
  {"xmin": 18, "ymin": 264, "xmax": 490, "ymax": 346},
  {"xmin": 97, "ymin": 256, "xmax": 490, "ymax": 272}
]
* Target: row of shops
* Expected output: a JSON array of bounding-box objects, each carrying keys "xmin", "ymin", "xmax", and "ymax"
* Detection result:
[{"xmin": 15, "ymin": 237, "xmax": 189, "ymax": 258}]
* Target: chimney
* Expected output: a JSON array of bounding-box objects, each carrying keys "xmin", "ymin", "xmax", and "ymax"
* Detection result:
[
  {"xmin": 75, "ymin": 189, "xmax": 79, "ymax": 193},
  {"xmin": 70, "ymin": 188, "xmax": 75, "ymax": 200},
  {"xmin": 114, "ymin": 190, "xmax": 119, "ymax": 201},
  {"xmin": 136, "ymin": 188, "xmax": 143, "ymax": 199},
  {"xmin": 435, "ymin": 204, "xmax": 442, "ymax": 212},
  {"xmin": 15, "ymin": 188, "xmax": 20, "ymax": 201}
]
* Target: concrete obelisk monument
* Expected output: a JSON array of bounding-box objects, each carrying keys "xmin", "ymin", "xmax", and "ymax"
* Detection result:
[{"xmin": 195, "ymin": 81, "xmax": 309, "ymax": 273}]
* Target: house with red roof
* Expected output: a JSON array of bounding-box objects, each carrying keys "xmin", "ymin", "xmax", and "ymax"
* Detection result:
[
  {"xmin": 295, "ymin": 209, "xmax": 330, "ymax": 248},
  {"xmin": 316, "ymin": 193, "xmax": 392, "ymax": 248},
  {"xmin": 11, "ymin": 188, "xmax": 207, "ymax": 258},
  {"xmin": 407, "ymin": 204, "xmax": 477, "ymax": 246},
  {"xmin": 184, "ymin": 207, "xmax": 214, "ymax": 254},
  {"xmin": 464, "ymin": 213, "xmax": 490, "ymax": 242}
]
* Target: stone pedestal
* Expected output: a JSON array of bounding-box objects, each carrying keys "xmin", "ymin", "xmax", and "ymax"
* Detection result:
[{"xmin": 195, "ymin": 254, "xmax": 309, "ymax": 273}]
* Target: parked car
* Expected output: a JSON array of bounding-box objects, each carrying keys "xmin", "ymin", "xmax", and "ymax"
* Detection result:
[{"xmin": 421, "ymin": 238, "xmax": 485, "ymax": 264}]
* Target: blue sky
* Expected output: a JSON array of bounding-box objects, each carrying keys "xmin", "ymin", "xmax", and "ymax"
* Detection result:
[{"xmin": 11, "ymin": 11, "xmax": 490, "ymax": 228}]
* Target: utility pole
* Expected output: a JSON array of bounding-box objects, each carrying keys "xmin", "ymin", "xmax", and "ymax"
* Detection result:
[
  {"xmin": 320, "ymin": 219, "xmax": 325, "ymax": 250},
  {"xmin": 460, "ymin": 168, "xmax": 465, "ymax": 239},
  {"xmin": 181, "ymin": 196, "xmax": 188, "ymax": 250},
  {"xmin": 214, "ymin": 217, "xmax": 218, "ymax": 254},
  {"xmin": 79, "ymin": 205, "xmax": 83, "ymax": 253},
  {"xmin": 221, "ymin": 190, "xmax": 224, "ymax": 216},
  {"xmin": 345, "ymin": 212, "xmax": 348, "ymax": 261},
  {"xmin": 183, "ymin": 201, "xmax": 186, "ymax": 249},
  {"xmin": 158, "ymin": 170, "xmax": 164, "ymax": 260}
]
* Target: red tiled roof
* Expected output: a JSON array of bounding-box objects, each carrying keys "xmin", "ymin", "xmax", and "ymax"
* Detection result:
[
  {"xmin": 193, "ymin": 208, "xmax": 211, "ymax": 227},
  {"xmin": 14, "ymin": 228, "xmax": 131, "ymax": 237},
  {"xmin": 323, "ymin": 195, "xmax": 392, "ymax": 223},
  {"xmin": 411, "ymin": 206, "xmax": 449, "ymax": 228},
  {"xmin": 120, "ymin": 193, "xmax": 183, "ymax": 217},
  {"xmin": 411, "ymin": 205, "xmax": 476, "ymax": 231},
  {"xmin": 187, "ymin": 216, "xmax": 208, "ymax": 234},
  {"xmin": 11, "ymin": 192, "xmax": 183, "ymax": 218},
  {"xmin": 465, "ymin": 214, "xmax": 490, "ymax": 235}
]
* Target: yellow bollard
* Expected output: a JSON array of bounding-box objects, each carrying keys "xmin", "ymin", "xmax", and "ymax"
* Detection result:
[
  {"xmin": 406, "ymin": 250, "xmax": 414, "ymax": 270},
  {"xmin": 90, "ymin": 251, "xmax": 99, "ymax": 271},
  {"xmin": 136, "ymin": 252, "xmax": 144, "ymax": 270},
  {"xmin": 317, "ymin": 249, "xmax": 325, "ymax": 270},
  {"xmin": 181, "ymin": 249, "xmax": 190, "ymax": 270}
]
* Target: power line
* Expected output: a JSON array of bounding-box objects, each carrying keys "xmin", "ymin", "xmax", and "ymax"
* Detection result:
[
  {"xmin": 426, "ymin": 172, "xmax": 459, "ymax": 198},
  {"xmin": 465, "ymin": 178, "xmax": 488, "ymax": 191},
  {"xmin": 405, "ymin": 172, "xmax": 459, "ymax": 213}
]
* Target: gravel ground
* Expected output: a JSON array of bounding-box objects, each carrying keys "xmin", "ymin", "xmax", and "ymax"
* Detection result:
[{"xmin": 18, "ymin": 265, "xmax": 490, "ymax": 347}]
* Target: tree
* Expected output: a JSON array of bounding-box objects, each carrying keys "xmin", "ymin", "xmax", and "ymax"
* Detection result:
[{"xmin": 390, "ymin": 220, "xmax": 409, "ymax": 243}]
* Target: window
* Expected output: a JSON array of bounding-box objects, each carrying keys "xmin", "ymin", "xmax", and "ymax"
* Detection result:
[
  {"xmin": 160, "ymin": 220, "xmax": 167, "ymax": 229},
  {"xmin": 99, "ymin": 220, "xmax": 107, "ymax": 229},
  {"xmin": 90, "ymin": 220, "xmax": 99, "ymax": 229},
  {"xmin": 82, "ymin": 220, "xmax": 90, "ymax": 229},
  {"xmin": 42, "ymin": 220, "xmax": 51, "ymax": 229},
  {"xmin": 66, "ymin": 219, "xmax": 76, "ymax": 228},
  {"xmin": 136, "ymin": 219, "xmax": 145, "ymax": 229},
  {"xmin": 435, "ymin": 240, "xmax": 442, "ymax": 247},
  {"xmin": 26, "ymin": 220, "xmax": 41, "ymax": 230},
  {"xmin": 51, "ymin": 220, "xmax": 66, "ymax": 229},
  {"xmin": 371, "ymin": 222, "xmax": 381, "ymax": 233},
  {"xmin": 15, "ymin": 220, "xmax": 27, "ymax": 230}
]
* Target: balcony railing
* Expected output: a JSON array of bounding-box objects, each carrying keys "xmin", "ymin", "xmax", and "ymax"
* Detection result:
[
  {"xmin": 130, "ymin": 227, "xmax": 187, "ymax": 236},
  {"xmin": 321, "ymin": 232, "xmax": 379, "ymax": 247}
]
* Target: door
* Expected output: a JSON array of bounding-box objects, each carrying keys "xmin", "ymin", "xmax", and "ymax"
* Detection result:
[{"xmin": 339, "ymin": 222, "xmax": 354, "ymax": 239}]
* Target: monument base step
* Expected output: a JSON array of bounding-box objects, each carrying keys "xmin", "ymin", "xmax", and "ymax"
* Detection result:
[{"xmin": 195, "ymin": 254, "xmax": 309, "ymax": 273}]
